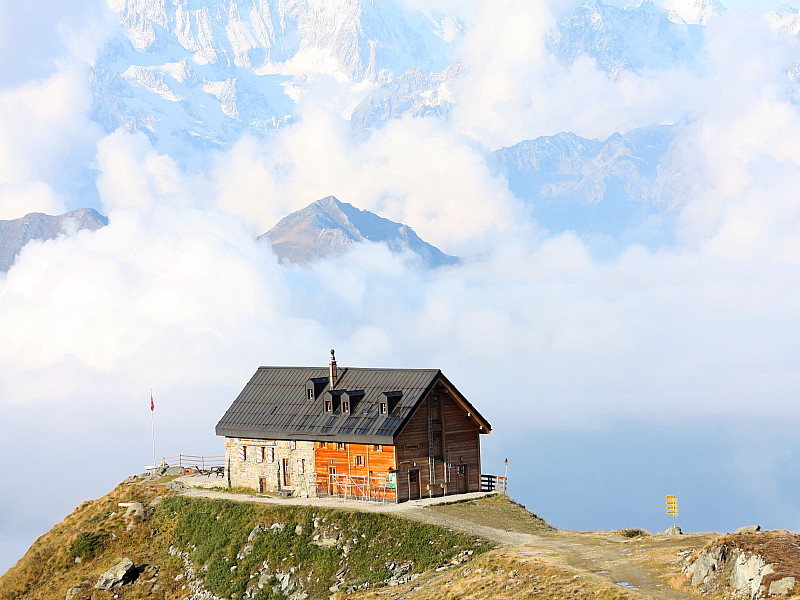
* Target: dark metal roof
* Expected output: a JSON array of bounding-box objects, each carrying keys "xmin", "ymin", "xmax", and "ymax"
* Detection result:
[{"xmin": 215, "ymin": 366, "xmax": 491, "ymax": 445}]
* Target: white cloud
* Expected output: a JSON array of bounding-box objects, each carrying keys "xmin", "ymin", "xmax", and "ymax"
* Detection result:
[{"xmin": 0, "ymin": 181, "xmax": 67, "ymax": 220}]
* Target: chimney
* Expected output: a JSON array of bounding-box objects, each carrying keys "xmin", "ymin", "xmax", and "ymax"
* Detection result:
[{"xmin": 329, "ymin": 348, "xmax": 338, "ymax": 389}]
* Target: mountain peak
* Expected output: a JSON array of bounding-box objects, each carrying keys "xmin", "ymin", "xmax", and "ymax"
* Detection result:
[
  {"xmin": 0, "ymin": 208, "xmax": 108, "ymax": 272},
  {"xmin": 258, "ymin": 196, "xmax": 458, "ymax": 268},
  {"xmin": 660, "ymin": 0, "xmax": 724, "ymax": 25}
]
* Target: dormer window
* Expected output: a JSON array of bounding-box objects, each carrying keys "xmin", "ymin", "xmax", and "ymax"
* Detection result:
[
  {"xmin": 306, "ymin": 377, "xmax": 327, "ymax": 402},
  {"xmin": 382, "ymin": 391, "xmax": 403, "ymax": 414},
  {"xmin": 328, "ymin": 389, "xmax": 344, "ymax": 413},
  {"xmin": 346, "ymin": 390, "xmax": 364, "ymax": 413},
  {"xmin": 325, "ymin": 400, "xmax": 332, "ymax": 413},
  {"xmin": 380, "ymin": 402, "xmax": 387, "ymax": 415}
]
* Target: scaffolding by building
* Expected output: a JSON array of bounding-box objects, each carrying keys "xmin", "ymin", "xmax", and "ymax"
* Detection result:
[{"xmin": 316, "ymin": 473, "xmax": 392, "ymax": 502}]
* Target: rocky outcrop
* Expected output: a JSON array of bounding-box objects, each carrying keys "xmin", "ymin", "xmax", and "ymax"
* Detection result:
[
  {"xmin": 95, "ymin": 557, "xmax": 137, "ymax": 590},
  {"xmin": 685, "ymin": 544, "xmax": 774, "ymax": 598},
  {"xmin": 684, "ymin": 533, "xmax": 799, "ymax": 599}
]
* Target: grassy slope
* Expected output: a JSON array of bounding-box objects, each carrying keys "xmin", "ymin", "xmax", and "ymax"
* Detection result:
[
  {"xmin": 428, "ymin": 493, "xmax": 554, "ymax": 534},
  {"xmin": 0, "ymin": 478, "xmax": 492, "ymax": 600}
]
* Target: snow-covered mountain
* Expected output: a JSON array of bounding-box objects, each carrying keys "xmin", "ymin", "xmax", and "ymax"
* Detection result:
[
  {"xmin": 92, "ymin": 0, "xmax": 458, "ymax": 154},
  {"xmin": 259, "ymin": 196, "xmax": 459, "ymax": 267},
  {"xmin": 660, "ymin": 0, "xmax": 723, "ymax": 25},
  {"xmin": 766, "ymin": 5, "xmax": 800, "ymax": 35},
  {"xmin": 547, "ymin": 0, "xmax": 705, "ymax": 77},
  {"xmin": 84, "ymin": 0, "xmax": 752, "ymax": 246},
  {"xmin": 91, "ymin": 0, "xmax": 718, "ymax": 153},
  {"xmin": 494, "ymin": 124, "xmax": 681, "ymax": 243},
  {"xmin": 0, "ymin": 209, "xmax": 108, "ymax": 272}
]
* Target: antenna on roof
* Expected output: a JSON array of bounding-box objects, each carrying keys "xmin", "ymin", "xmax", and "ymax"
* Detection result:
[{"xmin": 329, "ymin": 349, "xmax": 338, "ymax": 389}]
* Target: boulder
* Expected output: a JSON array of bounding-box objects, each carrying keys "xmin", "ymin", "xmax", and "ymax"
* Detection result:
[
  {"xmin": 94, "ymin": 557, "xmax": 137, "ymax": 590},
  {"xmin": 735, "ymin": 525, "xmax": 761, "ymax": 534},
  {"xmin": 663, "ymin": 526, "xmax": 682, "ymax": 536},
  {"xmin": 123, "ymin": 502, "xmax": 145, "ymax": 519},
  {"xmin": 769, "ymin": 576, "xmax": 796, "ymax": 596}
]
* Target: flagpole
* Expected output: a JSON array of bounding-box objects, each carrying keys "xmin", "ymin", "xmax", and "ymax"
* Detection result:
[{"xmin": 150, "ymin": 389, "xmax": 156, "ymax": 467}]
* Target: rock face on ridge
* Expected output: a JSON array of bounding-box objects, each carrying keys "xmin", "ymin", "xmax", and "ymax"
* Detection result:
[
  {"xmin": 259, "ymin": 196, "xmax": 458, "ymax": 267},
  {"xmin": 546, "ymin": 0, "xmax": 705, "ymax": 77},
  {"xmin": 683, "ymin": 532, "xmax": 800, "ymax": 599},
  {"xmin": 0, "ymin": 208, "xmax": 108, "ymax": 272}
]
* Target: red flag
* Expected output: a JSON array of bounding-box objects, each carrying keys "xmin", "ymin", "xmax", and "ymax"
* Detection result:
[{"xmin": 150, "ymin": 392, "xmax": 154, "ymax": 412}]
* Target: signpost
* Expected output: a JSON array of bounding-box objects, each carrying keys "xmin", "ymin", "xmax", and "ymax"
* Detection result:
[{"xmin": 666, "ymin": 495, "xmax": 678, "ymax": 528}]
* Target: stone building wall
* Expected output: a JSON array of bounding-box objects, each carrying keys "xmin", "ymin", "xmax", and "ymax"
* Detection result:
[{"xmin": 224, "ymin": 438, "xmax": 317, "ymax": 497}]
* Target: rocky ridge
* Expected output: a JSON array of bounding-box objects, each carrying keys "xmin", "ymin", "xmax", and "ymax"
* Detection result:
[
  {"xmin": 259, "ymin": 196, "xmax": 459, "ymax": 267},
  {"xmin": 683, "ymin": 530, "xmax": 800, "ymax": 599},
  {"xmin": 0, "ymin": 208, "xmax": 108, "ymax": 272}
]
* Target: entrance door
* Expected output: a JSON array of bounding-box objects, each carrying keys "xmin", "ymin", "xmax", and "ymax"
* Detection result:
[
  {"xmin": 408, "ymin": 469, "xmax": 421, "ymax": 500},
  {"xmin": 456, "ymin": 464, "xmax": 468, "ymax": 493},
  {"xmin": 282, "ymin": 458, "xmax": 291, "ymax": 487},
  {"xmin": 259, "ymin": 477, "xmax": 267, "ymax": 494},
  {"xmin": 328, "ymin": 467, "xmax": 337, "ymax": 496}
]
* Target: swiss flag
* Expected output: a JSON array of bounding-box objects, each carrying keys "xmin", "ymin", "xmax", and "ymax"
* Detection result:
[{"xmin": 150, "ymin": 392, "xmax": 154, "ymax": 412}]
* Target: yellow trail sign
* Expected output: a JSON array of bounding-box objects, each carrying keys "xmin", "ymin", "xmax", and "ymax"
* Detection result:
[{"xmin": 666, "ymin": 495, "xmax": 678, "ymax": 518}]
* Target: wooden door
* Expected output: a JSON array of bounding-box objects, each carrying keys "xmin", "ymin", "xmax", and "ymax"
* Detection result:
[
  {"xmin": 328, "ymin": 467, "xmax": 337, "ymax": 496},
  {"xmin": 408, "ymin": 469, "xmax": 421, "ymax": 500},
  {"xmin": 282, "ymin": 458, "xmax": 291, "ymax": 487},
  {"xmin": 259, "ymin": 477, "xmax": 267, "ymax": 494},
  {"xmin": 456, "ymin": 464, "xmax": 467, "ymax": 493}
]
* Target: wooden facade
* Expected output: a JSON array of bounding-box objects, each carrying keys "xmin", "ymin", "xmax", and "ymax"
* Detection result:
[
  {"xmin": 313, "ymin": 442, "xmax": 398, "ymax": 501},
  {"xmin": 216, "ymin": 353, "xmax": 491, "ymax": 502}
]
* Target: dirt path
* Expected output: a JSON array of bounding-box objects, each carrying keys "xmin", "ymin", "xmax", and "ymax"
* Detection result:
[
  {"xmin": 400, "ymin": 507, "xmax": 700, "ymax": 600},
  {"xmin": 179, "ymin": 481, "xmax": 702, "ymax": 599}
]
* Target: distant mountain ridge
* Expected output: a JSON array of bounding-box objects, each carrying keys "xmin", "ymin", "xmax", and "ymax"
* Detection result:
[
  {"xmin": 546, "ymin": 1, "xmax": 706, "ymax": 78},
  {"xmin": 493, "ymin": 124, "xmax": 682, "ymax": 245},
  {"xmin": 259, "ymin": 196, "xmax": 459, "ymax": 267},
  {"xmin": 90, "ymin": 0, "xmax": 721, "ymax": 153},
  {"xmin": 0, "ymin": 208, "xmax": 108, "ymax": 272}
]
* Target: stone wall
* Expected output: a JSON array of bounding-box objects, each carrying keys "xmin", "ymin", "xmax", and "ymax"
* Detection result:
[{"xmin": 224, "ymin": 438, "xmax": 317, "ymax": 497}]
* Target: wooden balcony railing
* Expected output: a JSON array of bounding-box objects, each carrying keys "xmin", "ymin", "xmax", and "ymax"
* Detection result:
[{"xmin": 481, "ymin": 473, "xmax": 508, "ymax": 493}]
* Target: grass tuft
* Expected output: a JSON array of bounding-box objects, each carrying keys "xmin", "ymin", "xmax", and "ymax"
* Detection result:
[{"xmin": 618, "ymin": 528, "xmax": 650, "ymax": 538}]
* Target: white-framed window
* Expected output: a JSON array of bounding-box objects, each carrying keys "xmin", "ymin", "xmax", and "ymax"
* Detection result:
[
  {"xmin": 297, "ymin": 458, "xmax": 305, "ymax": 474},
  {"xmin": 257, "ymin": 447, "xmax": 265, "ymax": 463},
  {"xmin": 238, "ymin": 446, "xmax": 247, "ymax": 461},
  {"xmin": 289, "ymin": 440, "xmax": 297, "ymax": 450},
  {"xmin": 355, "ymin": 455, "xmax": 365, "ymax": 467},
  {"xmin": 267, "ymin": 447, "xmax": 275, "ymax": 463},
  {"xmin": 380, "ymin": 402, "xmax": 387, "ymax": 415}
]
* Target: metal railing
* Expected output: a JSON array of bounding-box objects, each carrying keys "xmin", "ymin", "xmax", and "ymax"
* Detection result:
[
  {"xmin": 481, "ymin": 474, "xmax": 508, "ymax": 493},
  {"xmin": 316, "ymin": 474, "xmax": 393, "ymax": 502},
  {"xmin": 158, "ymin": 454, "xmax": 225, "ymax": 471}
]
